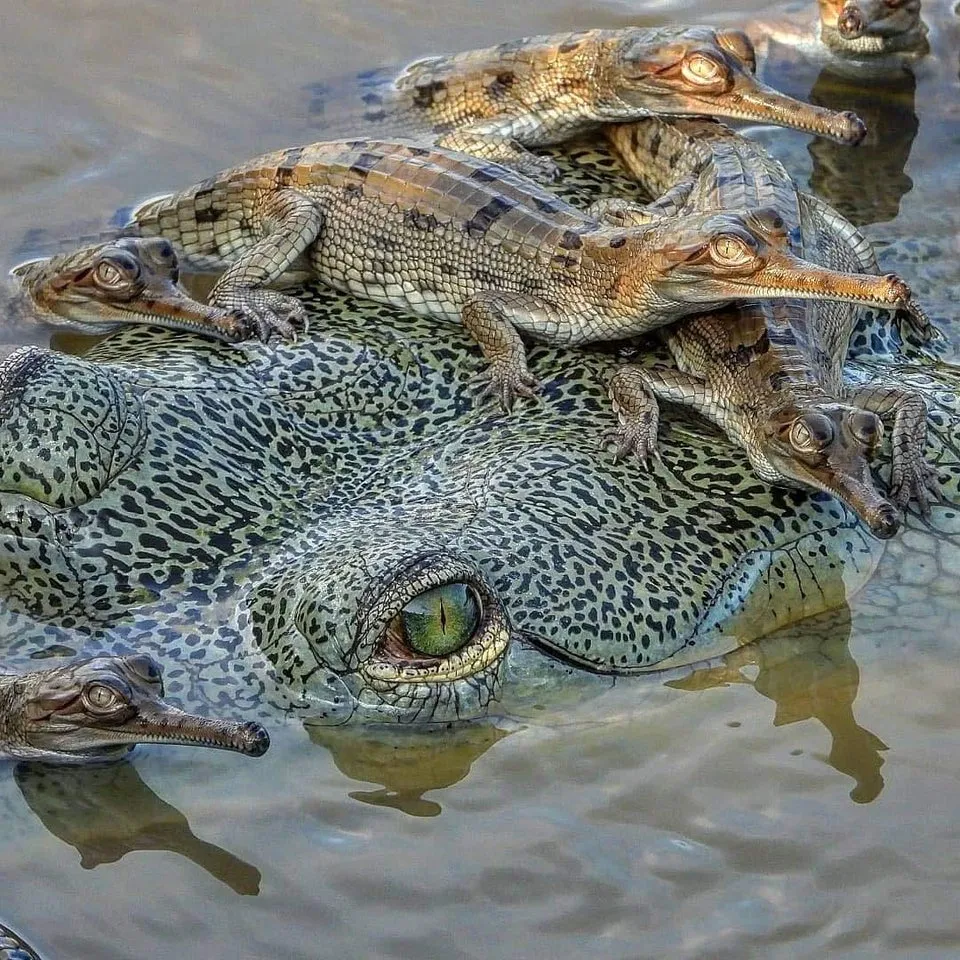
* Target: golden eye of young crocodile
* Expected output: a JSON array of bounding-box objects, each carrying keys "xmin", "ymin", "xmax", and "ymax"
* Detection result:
[
  {"xmin": 790, "ymin": 414, "xmax": 835, "ymax": 452},
  {"xmin": 710, "ymin": 234, "xmax": 754, "ymax": 266},
  {"xmin": 94, "ymin": 255, "xmax": 140, "ymax": 290},
  {"xmin": 681, "ymin": 53, "xmax": 725, "ymax": 85},
  {"xmin": 82, "ymin": 682, "xmax": 126, "ymax": 714}
]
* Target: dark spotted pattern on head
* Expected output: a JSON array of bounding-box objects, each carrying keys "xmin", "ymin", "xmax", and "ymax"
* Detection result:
[{"xmin": 0, "ymin": 143, "xmax": 956, "ymax": 729}]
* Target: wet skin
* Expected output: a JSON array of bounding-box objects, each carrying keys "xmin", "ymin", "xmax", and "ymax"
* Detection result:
[{"xmin": 0, "ymin": 145, "xmax": 956, "ymax": 728}]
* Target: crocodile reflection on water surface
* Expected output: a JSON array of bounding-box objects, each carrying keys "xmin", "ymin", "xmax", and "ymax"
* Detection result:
[{"xmin": 0, "ymin": 141, "xmax": 957, "ymax": 726}]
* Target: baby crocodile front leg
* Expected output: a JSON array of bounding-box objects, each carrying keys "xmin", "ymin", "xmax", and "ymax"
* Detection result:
[
  {"xmin": 844, "ymin": 381, "xmax": 943, "ymax": 514},
  {"xmin": 606, "ymin": 364, "xmax": 725, "ymax": 467},
  {"xmin": 207, "ymin": 189, "xmax": 322, "ymax": 336}
]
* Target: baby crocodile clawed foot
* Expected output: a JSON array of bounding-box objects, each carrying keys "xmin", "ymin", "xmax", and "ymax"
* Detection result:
[
  {"xmin": 470, "ymin": 361, "xmax": 540, "ymax": 413},
  {"xmin": 212, "ymin": 289, "xmax": 308, "ymax": 344},
  {"xmin": 888, "ymin": 455, "xmax": 943, "ymax": 518},
  {"xmin": 602, "ymin": 413, "xmax": 661, "ymax": 468}
]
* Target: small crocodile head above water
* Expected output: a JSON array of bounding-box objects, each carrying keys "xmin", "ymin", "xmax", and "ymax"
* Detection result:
[
  {"xmin": 7, "ymin": 237, "xmax": 268, "ymax": 343},
  {"xmin": 754, "ymin": 402, "xmax": 900, "ymax": 539},
  {"xmin": 817, "ymin": 0, "xmax": 927, "ymax": 54},
  {"xmin": 608, "ymin": 26, "xmax": 866, "ymax": 143},
  {"xmin": 0, "ymin": 655, "xmax": 270, "ymax": 762}
]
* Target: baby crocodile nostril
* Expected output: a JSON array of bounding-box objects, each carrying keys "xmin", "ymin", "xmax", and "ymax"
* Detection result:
[
  {"xmin": 870, "ymin": 507, "xmax": 901, "ymax": 540},
  {"xmin": 838, "ymin": 110, "xmax": 867, "ymax": 145},
  {"xmin": 238, "ymin": 721, "xmax": 271, "ymax": 757},
  {"xmin": 838, "ymin": 9, "xmax": 866, "ymax": 39}
]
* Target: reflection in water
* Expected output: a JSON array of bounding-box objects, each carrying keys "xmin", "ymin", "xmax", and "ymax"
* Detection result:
[
  {"xmin": 668, "ymin": 606, "xmax": 887, "ymax": 803},
  {"xmin": 307, "ymin": 721, "xmax": 512, "ymax": 817},
  {"xmin": 14, "ymin": 761, "xmax": 261, "ymax": 895},
  {"xmin": 807, "ymin": 65, "xmax": 918, "ymax": 225}
]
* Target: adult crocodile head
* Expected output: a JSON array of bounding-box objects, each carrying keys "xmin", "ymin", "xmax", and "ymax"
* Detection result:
[
  {"xmin": 9, "ymin": 237, "xmax": 249, "ymax": 342},
  {"xmin": 753, "ymin": 403, "xmax": 900, "ymax": 539},
  {"xmin": 0, "ymin": 655, "xmax": 270, "ymax": 762},
  {"xmin": 602, "ymin": 26, "xmax": 866, "ymax": 143},
  {"xmin": 631, "ymin": 207, "xmax": 914, "ymax": 319}
]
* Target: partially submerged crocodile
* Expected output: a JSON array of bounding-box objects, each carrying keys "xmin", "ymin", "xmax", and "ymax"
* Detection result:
[
  {"xmin": 0, "ymin": 145, "xmax": 956, "ymax": 727},
  {"xmin": 601, "ymin": 115, "xmax": 943, "ymax": 538},
  {"xmin": 126, "ymin": 138, "xmax": 915, "ymax": 407},
  {"xmin": 5, "ymin": 237, "xmax": 291, "ymax": 344},
  {"xmin": 0, "ymin": 654, "xmax": 269, "ymax": 762},
  {"xmin": 300, "ymin": 24, "xmax": 867, "ymax": 180}
]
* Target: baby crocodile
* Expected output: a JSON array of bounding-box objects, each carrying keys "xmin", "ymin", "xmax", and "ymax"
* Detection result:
[
  {"xmin": 0, "ymin": 654, "xmax": 269, "ymax": 763},
  {"xmin": 6, "ymin": 237, "xmax": 292, "ymax": 344},
  {"xmin": 602, "ymin": 116, "xmax": 941, "ymax": 537},
  {"xmin": 126, "ymin": 139, "xmax": 914, "ymax": 409},
  {"xmin": 303, "ymin": 24, "xmax": 867, "ymax": 180}
]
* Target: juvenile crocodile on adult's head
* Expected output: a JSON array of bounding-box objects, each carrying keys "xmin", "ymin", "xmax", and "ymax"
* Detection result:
[
  {"xmin": 0, "ymin": 654, "xmax": 270, "ymax": 763},
  {"xmin": 328, "ymin": 23, "xmax": 868, "ymax": 171},
  {"xmin": 7, "ymin": 237, "xmax": 293, "ymax": 343}
]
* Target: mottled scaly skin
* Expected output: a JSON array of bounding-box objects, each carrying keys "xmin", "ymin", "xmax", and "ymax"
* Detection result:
[
  {"xmin": 127, "ymin": 138, "xmax": 914, "ymax": 408},
  {"xmin": 604, "ymin": 116, "xmax": 943, "ymax": 536},
  {"xmin": 0, "ymin": 147, "xmax": 957, "ymax": 729},
  {"xmin": 299, "ymin": 24, "xmax": 867, "ymax": 181}
]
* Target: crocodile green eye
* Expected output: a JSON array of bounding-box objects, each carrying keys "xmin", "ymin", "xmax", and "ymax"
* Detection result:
[
  {"xmin": 394, "ymin": 583, "xmax": 481, "ymax": 658},
  {"xmin": 682, "ymin": 53, "xmax": 724, "ymax": 85},
  {"xmin": 82, "ymin": 682, "xmax": 125, "ymax": 714}
]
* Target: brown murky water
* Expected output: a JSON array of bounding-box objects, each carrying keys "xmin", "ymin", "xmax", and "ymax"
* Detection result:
[{"xmin": 1, "ymin": 1, "xmax": 960, "ymax": 958}]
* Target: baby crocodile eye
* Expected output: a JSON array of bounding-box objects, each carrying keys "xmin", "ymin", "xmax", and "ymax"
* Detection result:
[
  {"xmin": 94, "ymin": 254, "xmax": 140, "ymax": 288},
  {"xmin": 710, "ymin": 234, "xmax": 753, "ymax": 265},
  {"xmin": 389, "ymin": 583, "xmax": 482, "ymax": 658},
  {"xmin": 790, "ymin": 413, "xmax": 834, "ymax": 452},
  {"xmin": 849, "ymin": 410, "xmax": 883, "ymax": 446},
  {"xmin": 83, "ymin": 682, "xmax": 125, "ymax": 713},
  {"xmin": 682, "ymin": 53, "xmax": 724, "ymax": 85}
]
